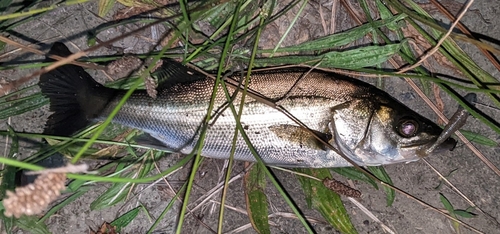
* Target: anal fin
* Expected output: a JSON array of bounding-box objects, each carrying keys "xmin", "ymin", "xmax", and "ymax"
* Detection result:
[{"xmin": 134, "ymin": 133, "xmax": 175, "ymax": 152}]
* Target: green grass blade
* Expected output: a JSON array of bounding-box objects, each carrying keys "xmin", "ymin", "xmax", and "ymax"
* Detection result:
[
  {"xmin": 454, "ymin": 209, "xmax": 476, "ymax": 218},
  {"xmin": 375, "ymin": 0, "xmax": 500, "ymax": 135},
  {"xmin": 296, "ymin": 168, "xmax": 357, "ymax": 234},
  {"xmin": 0, "ymin": 94, "xmax": 48, "ymax": 119},
  {"xmin": 331, "ymin": 167, "xmax": 378, "ymax": 189},
  {"xmin": 217, "ymin": 71, "xmax": 316, "ymax": 232},
  {"xmin": 367, "ymin": 166, "xmax": 395, "ymax": 206},
  {"xmin": 90, "ymin": 150, "xmax": 161, "ymax": 210},
  {"xmin": 38, "ymin": 187, "xmax": 90, "ymax": 223},
  {"xmin": 147, "ymin": 182, "xmax": 186, "ymax": 233},
  {"xmin": 458, "ymin": 130, "xmax": 498, "ymax": 147},
  {"xmin": 439, "ymin": 193, "xmax": 461, "ymax": 232},
  {"xmin": 98, "ymin": 0, "xmax": 115, "ymax": 17},
  {"xmin": 219, "ymin": 84, "xmax": 315, "ymax": 233},
  {"xmin": 404, "ymin": 0, "xmax": 500, "ymax": 100},
  {"xmin": 0, "ymin": 127, "xmax": 18, "ymax": 233},
  {"xmin": 90, "ymin": 178, "xmax": 132, "ymax": 210},
  {"xmin": 259, "ymin": 13, "xmax": 406, "ymax": 53},
  {"xmin": 254, "ymin": 42, "xmax": 405, "ymax": 69},
  {"xmin": 111, "ymin": 206, "xmax": 141, "ymax": 232},
  {"xmin": 0, "ymin": 0, "xmax": 92, "ymax": 21},
  {"xmin": 223, "ymin": 5, "xmax": 269, "ymax": 233},
  {"xmin": 375, "ymin": 0, "xmax": 400, "ymax": 31},
  {"xmin": 269, "ymin": 0, "xmax": 307, "ymax": 57},
  {"xmin": 15, "ymin": 216, "xmax": 50, "ymax": 234},
  {"xmin": 0, "ymin": 0, "xmax": 13, "ymax": 10},
  {"xmin": 244, "ymin": 164, "xmax": 270, "ymax": 234},
  {"xmin": 176, "ymin": 1, "xmax": 244, "ymax": 232}
]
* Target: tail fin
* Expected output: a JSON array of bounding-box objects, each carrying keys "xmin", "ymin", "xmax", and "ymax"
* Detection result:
[{"xmin": 39, "ymin": 42, "xmax": 114, "ymax": 136}]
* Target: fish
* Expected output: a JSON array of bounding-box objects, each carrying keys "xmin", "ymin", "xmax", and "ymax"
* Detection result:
[{"xmin": 38, "ymin": 42, "xmax": 457, "ymax": 168}]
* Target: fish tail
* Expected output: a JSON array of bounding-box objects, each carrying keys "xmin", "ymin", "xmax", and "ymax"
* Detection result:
[{"xmin": 39, "ymin": 42, "xmax": 114, "ymax": 136}]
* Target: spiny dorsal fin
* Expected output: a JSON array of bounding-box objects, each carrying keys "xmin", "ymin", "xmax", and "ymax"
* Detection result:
[{"xmin": 152, "ymin": 59, "xmax": 207, "ymax": 90}]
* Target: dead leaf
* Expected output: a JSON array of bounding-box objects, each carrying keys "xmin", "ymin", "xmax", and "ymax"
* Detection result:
[
  {"xmin": 433, "ymin": 83, "xmax": 446, "ymax": 125},
  {"xmin": 106, "ymin": 56, "xmax": 142, "ymax": 79},
  {"xmin": 90, "ymin": 222, "xmax": 118, "ymax": 234}
]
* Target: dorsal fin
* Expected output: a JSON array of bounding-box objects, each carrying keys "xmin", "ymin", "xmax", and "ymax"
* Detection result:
[{"xmin": 152, "ymin": 59, "xmax": 207, "ymax": 89}]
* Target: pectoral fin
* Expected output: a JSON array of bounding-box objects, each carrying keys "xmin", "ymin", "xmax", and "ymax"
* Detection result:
[{"xmin": 268, "ymin": 124, "xmax": 331, "ymax": 151}]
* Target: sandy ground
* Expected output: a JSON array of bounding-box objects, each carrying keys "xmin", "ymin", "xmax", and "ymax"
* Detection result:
[{"xmin": 1, "ymin": 0, "xmax": 500, "ymax": 233}]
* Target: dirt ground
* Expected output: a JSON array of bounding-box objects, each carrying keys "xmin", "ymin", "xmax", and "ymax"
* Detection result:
[{"xmin": 1, "ymin": 0, "xmax": 500, "ymax": 233}]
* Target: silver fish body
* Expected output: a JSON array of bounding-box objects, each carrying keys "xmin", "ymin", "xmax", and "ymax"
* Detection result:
[{"xmin": 39, "ymin": 43, "xmax": 456, "ymax": 168}]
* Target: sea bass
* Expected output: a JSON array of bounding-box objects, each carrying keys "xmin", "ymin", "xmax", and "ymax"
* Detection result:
[{"xmin": 38, "ymin": 43, "xmax": 456, "ymax": 168}]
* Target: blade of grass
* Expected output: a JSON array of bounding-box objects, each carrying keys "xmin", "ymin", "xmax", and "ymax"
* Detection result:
[
  {"xmin": 257, "ymin": 14, "xmax": 406, "ymax": 53},
  {"xmin": 0, "ymin": 0, "xmax": 92, "ymax": 21},
  {"xmin": 244, "ymin": 164, "xmax": 270, "ymax": 234},
  {"xmin": 184, "ymin": 0, "xmax": 303, "ymax": 63},
  {"xmin": 269, "ymin": 0, "xmax": 307, "ymax": 57},
  {"xmin": 331, "ymin": 167, "xmax": 378, "ymax": 189},
  {"xmin": 111, "ymin": 206, "xmax": 141, "ymax": 233},
  {"xmin": 90, "ymin": 151, "xmax": 153, "ymax": 210},
  {"xmin": 98, "ymin": 0, "xmax": 115, "ymax": 17},
  {"xmin": 176, "ymin": 1, "xmax": 244, "ymax": 232},
  {"xmin": 367, "ymin": 166, "xmax": 395, "ymax": 207},
  {"xmin": 14, "ymin": 216, "xmax": 50, "ymax": 234},
  {"xmin": 296, "ymin": 168, "xmax": 357, "ymax": 234},
  {"xmin": 254, "ymin": 42, "xmax": 405, "ymax": 69},
  {"xmin": 217, "ymin": 73, "xmax": 316, "ymax": 233},
  {"xmin": 184, "ymin": 0, "xmax": 254, "ymax": 62},
  {"xmin": 0, "ymin": 94, "xmax": 48, "ymax": 119},
  {"xmin": 38, "ymin": 186, "xmax": 90, "ymax": 223},
  {"xmin": 0, "ymin": 126, "xmax": 18, "ymax": 233},
  {"xmin": 147, "ymin": 182, "xmax": 186, "ymax": 233},
  {"xmin": 211, "ymin": 11, "xmax": 318, "ymax": 228},
  {"xmin": 219, "ymin": 6, "xmax": 268, "ymax": 233}
]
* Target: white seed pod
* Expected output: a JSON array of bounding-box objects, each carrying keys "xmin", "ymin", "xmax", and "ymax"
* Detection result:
[{"xmin": 3, "ymin": 172, "xmax": 67, "ymax": 218}]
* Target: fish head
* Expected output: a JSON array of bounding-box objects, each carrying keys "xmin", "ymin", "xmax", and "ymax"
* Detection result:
[{"xmin": 330, "ymin": 97, "xmax": 457, "ymax": 166}]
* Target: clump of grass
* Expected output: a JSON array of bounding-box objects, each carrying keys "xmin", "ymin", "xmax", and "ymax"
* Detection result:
[{"xmin": 0, "ymin": 0, "xmax": 498, "ymax": 233}]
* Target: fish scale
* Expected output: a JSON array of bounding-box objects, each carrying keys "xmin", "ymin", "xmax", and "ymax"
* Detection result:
[{"xmin": 38, "ymin": 42, "xmax": 457, "ymax": 168}]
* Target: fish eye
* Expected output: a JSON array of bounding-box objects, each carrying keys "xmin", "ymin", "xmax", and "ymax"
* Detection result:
[{"xmin": 397, "ymin": 118, "xmax": 419, "ymax": 137}]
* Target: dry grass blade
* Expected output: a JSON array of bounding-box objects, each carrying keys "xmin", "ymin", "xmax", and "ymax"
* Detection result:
[
  {"xmin": 189, "ymin": 173, "xmax": 245, "ymax": 213},
  {"xmin": 2, "ymin": 9, "xmax": 188, "ymax": 89},
  {"xmin": 429, "ymin": 0, "xmax": 500, "ymax": 72},
  {"xmin": 347, "ymin": 197, "xmax": 395, "ymax": 234},
  {"xmin": 225, "ymin": 211, "xmax": 327, "ymax": 234},
  {"xmin": 422, "ymin": 158, "xmax": 499, "ymax": 227},
  {"xmin": 0, "ymin": 35, "xmax": 103, "ymax": 70},
  {"xmin": 396, "ymin": 0, "xmax": 474, "ymax": 73}
]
